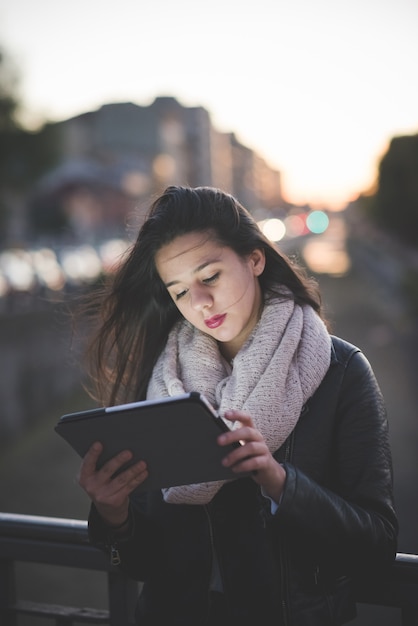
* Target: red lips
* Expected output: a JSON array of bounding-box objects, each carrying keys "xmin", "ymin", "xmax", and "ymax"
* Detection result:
[{"xmin": 204, "ymin": 314, "xmax": 226, "ymax": 329}]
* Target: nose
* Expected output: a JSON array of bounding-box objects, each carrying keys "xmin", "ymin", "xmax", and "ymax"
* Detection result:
[{"xmin": 189, "ymin": 285, "xmax": 213, "ymax": 311}]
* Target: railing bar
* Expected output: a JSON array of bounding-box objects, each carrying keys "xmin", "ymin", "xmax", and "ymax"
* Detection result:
[
  {"xmin": 1, "ymin": 513, "xmax": 418, "ymax": 623},
  {"xmin": 0, "ymin": 536, "xmax": 112, "ymax": 570},
  {"xmin": 0, "ymin": 512, "xmax": 88, "ymax": 543},
  {"xmin": 13, "ymin": 599, "xmax": 110, "ymax": 621}
]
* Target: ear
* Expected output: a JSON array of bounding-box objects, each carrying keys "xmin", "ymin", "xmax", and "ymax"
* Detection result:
[{"xmin": 249, "ymin": 248, "xmax": 266, "ymax": 277}]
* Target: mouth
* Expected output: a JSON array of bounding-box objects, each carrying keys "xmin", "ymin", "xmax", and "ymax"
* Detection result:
[{"xmin": 204, "ymin": 314, "xmax": 226, "ymax": 329}]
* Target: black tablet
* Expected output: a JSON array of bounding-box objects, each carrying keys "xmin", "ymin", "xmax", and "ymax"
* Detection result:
[{"xmin": 55, "ymin": 392, "xmax": 243, "ymax": 492}]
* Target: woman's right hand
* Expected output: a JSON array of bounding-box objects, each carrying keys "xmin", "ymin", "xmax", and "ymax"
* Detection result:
[{"xmin": 78, "ymin": 442, "xmax": 148, "ymax": 527}]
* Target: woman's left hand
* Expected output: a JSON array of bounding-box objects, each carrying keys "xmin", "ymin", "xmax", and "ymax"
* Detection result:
[{"xmin": 218, "ymin": 409, "xmax": 286, "ymax": 504}]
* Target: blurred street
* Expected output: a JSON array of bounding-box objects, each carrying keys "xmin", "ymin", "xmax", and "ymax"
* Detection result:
[{"xmin": 0, "ymin": 215, "xmax": 417, "ymax": 625}]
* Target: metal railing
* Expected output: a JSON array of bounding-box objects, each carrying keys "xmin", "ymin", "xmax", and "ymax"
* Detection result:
[
  {"xmin": 0, "ymin": 512, "xmax": 138, "ymax": 625},
  {"xmin": 1, "ymin": 511, "xmax": 418, "ymax": 625}
]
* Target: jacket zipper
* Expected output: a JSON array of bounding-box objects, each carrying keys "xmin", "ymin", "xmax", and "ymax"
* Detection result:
[
  {"xmin": 280, "ymin": 546, "xmax": 290, "ymax": 626},
  {"xmin": 110, "ymin": 543, "xmax": 121, "ymax": 566},
  {"xmin": 280, "ymin": 431, "xmax": 294, "ymax": 626},
  {"xmin": 204, "ymin": 505, "xmax": 216, "ymax": 615}
]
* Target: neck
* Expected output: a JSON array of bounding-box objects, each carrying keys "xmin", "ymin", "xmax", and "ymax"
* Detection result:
[{"xmin": 218, "ymin": 342, "xmax": 235, "ymax": 365}]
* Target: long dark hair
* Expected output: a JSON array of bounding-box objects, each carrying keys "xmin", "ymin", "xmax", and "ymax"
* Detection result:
[{"xmin": 83, "ymin": 186, "xmax": 324, "ymax": 405}]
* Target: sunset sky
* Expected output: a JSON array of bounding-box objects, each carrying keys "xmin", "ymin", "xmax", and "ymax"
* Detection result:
[{"xmin": 1, "ymin": 0, "xmax": 418, "ymax": 209}]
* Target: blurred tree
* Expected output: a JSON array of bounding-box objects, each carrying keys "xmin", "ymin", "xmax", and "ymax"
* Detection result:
[
  {"xmin": 0, "ymin": 46, "xmax": 20, "ymax": 131},
  {"xmin": 0, "ymin": 46, "xmax": 63, "ymax": 243},
  {"xmin": 0, "ymin": 46, "xmax": 20, "ymax": 240},
  {"xmin": 370, "ymin": 135, "xmax": 418, "ymax": 247}
]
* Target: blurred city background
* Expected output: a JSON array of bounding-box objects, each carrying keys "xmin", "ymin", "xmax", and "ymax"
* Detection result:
[{"xmin": 0, "ymin": 1, "xmax": 417, "ymax": 624}]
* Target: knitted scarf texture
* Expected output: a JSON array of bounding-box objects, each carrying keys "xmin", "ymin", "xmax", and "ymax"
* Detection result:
[{"xmin": 147, "ymin": 297, "xmax": 331, "ymax": 505}]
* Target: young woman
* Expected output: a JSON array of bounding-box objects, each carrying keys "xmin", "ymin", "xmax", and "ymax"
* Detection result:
[{"xmin": 78, "ymin": 185, "xmax": 397, "ymax": 626}]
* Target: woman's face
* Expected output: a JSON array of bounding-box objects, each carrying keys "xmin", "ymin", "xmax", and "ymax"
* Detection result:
[{"xmin": 155, "ymin": 231, "xmax": 265, "ymax": 360}]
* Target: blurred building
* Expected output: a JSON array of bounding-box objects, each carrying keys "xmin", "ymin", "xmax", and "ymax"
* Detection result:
[{"xmin": 30, "ymin": 97, "xmax": 283, "ymax": 243}]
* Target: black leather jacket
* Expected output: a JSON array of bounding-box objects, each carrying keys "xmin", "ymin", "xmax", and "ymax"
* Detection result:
[{"xmin": 88, "ymin": 336, "xmax": 398, "ymax": 626}]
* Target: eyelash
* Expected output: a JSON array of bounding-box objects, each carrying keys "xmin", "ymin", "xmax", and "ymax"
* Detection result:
[{"xmin": 174, "ymin": 272, "xmax": 220, "ymax": 301}]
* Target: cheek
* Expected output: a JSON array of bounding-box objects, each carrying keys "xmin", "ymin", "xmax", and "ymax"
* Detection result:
[
  {"xmin": 173, "ymin": 299, "xmax": 186, "ymax": 315},
  {"xmin": 174, "ymin": 300, "xmax": 196, "ymax": 322}
]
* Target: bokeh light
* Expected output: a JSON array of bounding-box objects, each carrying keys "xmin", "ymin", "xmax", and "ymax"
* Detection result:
[
  {"xmin": 283, "ymin": 214, "xmax": 308, "ymax": 237},
  {"xmin": 258, "ymin": 218, "xmax": 286, "ymax": 242},
  {"xmin": 306, "ymin": 210, "xmax": 330, "ymax": 234}
]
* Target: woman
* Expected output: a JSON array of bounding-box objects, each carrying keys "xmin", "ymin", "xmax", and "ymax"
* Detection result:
[{"xmin": 78, "ymin": 185, "xmax": 397, "ymax": 625}]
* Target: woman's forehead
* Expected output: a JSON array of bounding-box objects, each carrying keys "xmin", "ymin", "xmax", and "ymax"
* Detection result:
[
  {"xmin": 155, "ymin": 233, "xmax": 227, "ymax": 282},
  {"xmin": 156, "ymin": 232, "xmax": 221, "ymax": 263}
]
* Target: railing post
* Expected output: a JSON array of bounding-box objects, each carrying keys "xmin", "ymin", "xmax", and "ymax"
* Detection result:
[{"xmin": 0, "ymin": 558, "xmax": 17, "ymax": 626}]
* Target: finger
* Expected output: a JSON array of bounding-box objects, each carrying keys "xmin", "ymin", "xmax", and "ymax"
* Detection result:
[
  {"xmin": 80, "ymin": 441, "xmax": 102, "ymax": 471},
  {"xmin": 125, "ymin": 462, "xmax": 149, "ymax": 490},
  {"xmin": 79, "ymin": 447, "xmax": 134, "ymax": 494},
  {"xmin": 78, "ymin": 442, "xmax": 104, "ymax": 485},
  {"xmin": 112, "ymin": 460, "xmax": 148, "ymax": 490},
  {"xmin": 224, "ymin": 410, "xmax": 254, "ymax": 426},
  {"xmin": 228, "ymin": 454, "xmax": 266, "ymax": 475},
  {"xmin": 98, "ymin": 449, "xmax": 134, "ymax": 480},
  {"xmin": 99, "ymin": 460, "xmax": 149, "ymax": 499},
  {"xmin": 218, "ymin": 425, "xmax": 263, "ymax": 447},
  {"xmin": 222, "ymin": 441, "xmax": 267, "ymax": 468}
]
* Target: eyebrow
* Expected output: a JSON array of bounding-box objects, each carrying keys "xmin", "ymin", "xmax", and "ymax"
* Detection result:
[{"xmin": 164, "ymin": 259, "xmax": 219, "ymax": 288}]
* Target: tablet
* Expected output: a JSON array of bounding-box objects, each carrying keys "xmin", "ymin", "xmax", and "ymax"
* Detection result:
[{"xmin": 55, "ymin": 392, "xmax": 243, "ymax": 492}]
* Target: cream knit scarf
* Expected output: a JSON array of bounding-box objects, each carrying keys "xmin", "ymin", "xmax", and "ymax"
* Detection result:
[{"xmin": 147, "ymin": 296, "xmax": 331, "ymax": 505}]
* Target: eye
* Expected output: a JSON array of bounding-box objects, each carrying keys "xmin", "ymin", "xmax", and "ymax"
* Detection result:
[
  {"xmin": 174, "ymin": 289, "xmax": 188, "ymax": 301},
  {"xmin": 203, "ymin": 272, "xmax": 219, "ymax": 285},
  {"xmin": 171, "ymin": 272, "xmax": 219, "ymax": 302}
]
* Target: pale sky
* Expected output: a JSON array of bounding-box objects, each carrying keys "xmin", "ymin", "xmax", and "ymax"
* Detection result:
[{"xmin": 1, "ymin": 0, "xmax": 418, "ymax": 209}]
